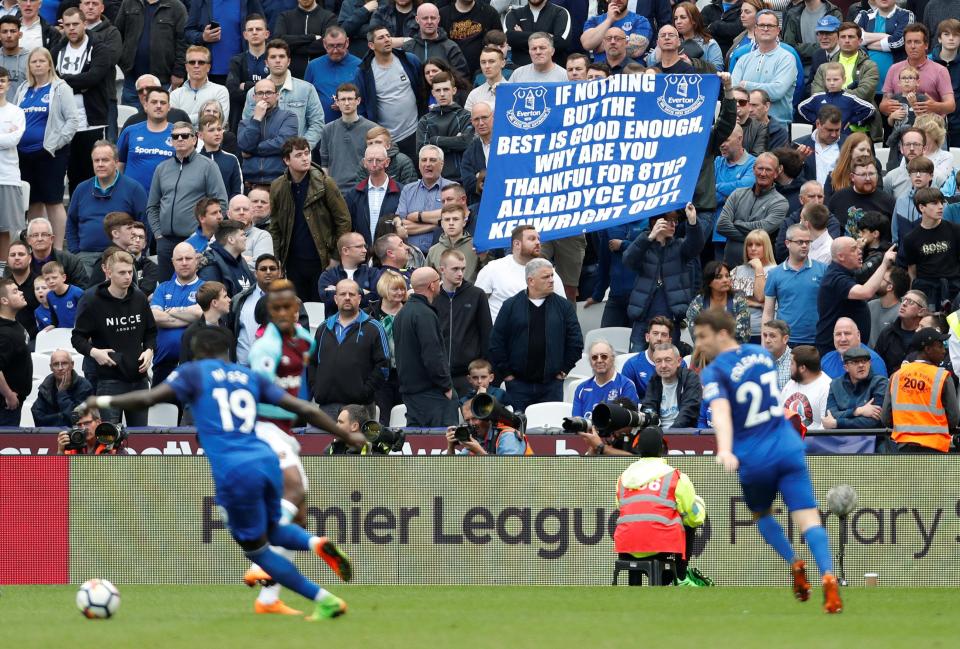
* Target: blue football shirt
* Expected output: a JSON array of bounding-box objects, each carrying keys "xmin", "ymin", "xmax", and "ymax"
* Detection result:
[
  {"xmin": 151, "ymin": 277, "xmax": 203, "ymax": 363},
  {"xmin": 46, "ymin": 285, "xmax": 84, "ymax": 328},
  {"xmin": 117, "ymin": 121, "xmax": 174, "ymax": 193}
]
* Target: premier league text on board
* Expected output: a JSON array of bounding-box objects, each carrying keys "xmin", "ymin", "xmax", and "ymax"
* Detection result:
[{"xmin": 476, "ymin": 74, "xmax": 720, "ymax": 250}]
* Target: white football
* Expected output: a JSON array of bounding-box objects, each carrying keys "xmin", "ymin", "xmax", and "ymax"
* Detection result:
[
  {"xmin": 76, "ymin": 579, "xmax": 121, "ymax": 619},
  {"xmin": 826, "ymin": 484, "xmax": 859, "ymax": 517}
]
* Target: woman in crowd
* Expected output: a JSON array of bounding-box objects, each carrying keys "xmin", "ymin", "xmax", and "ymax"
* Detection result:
[
  {"xmin": 826, "ymin": 132, "xmax": 879, "ymax": 201},
  {"xmin": 367, "ymin": 270, "xmax": 408, "ymax": 424},
  {"xmin": 15, "ymin": 47, "xmax": 78, "ymax": 251},
  {"xmin": 686, "ymin": 260, "xmax": 751, "ymax": 343},
  {"xmin": 731, "ymin": 229, "xmax": 777, "ymax": 344},
  {"xmin": 671, "ymin": 2, "xmax": 724, "ymax": 71},
  {"xmin": 199, "ymin": 98, "xmax": 239, "ymax": 156},
  {"xmin": 726, "ymin": 0, "xmax": 765, "ymax": 73},
  {"xmin": 421, "ymin": 58, "xmax": 469, "ymax": 109},
  {"xmin": 914, "ymin": 113, "xmax": 953, "ymax": 187}
]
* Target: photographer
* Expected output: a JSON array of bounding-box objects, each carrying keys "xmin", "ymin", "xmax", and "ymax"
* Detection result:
[
  {"xmin": 444, "ymin": 397, "xmax": 530, "ymax": 455},
  {"xmin": 327, "ymin": 405, "xmax": 370, "ymax": 455},
  {"xmin": 56, "ymin": 405, "xmax": 125, "ymax": 455},
  {"xmin": 574, "ymin": 397, "xmax": 645, "ymax": 457}
]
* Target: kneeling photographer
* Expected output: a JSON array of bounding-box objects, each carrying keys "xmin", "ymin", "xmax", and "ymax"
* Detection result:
[
  {"xmin": 326, "ymin": 404, "xmax": 407, "ymax": 455},
  {"xmin": 565, "ymin": 398, "xmax": 656, "ymax": 456},
  {"xmin": 445, "ymin": 395, "xmax": 531, "ymax": 455},
  {"xmin": 56, "ymin": 405, "xmax": 128, "ymax": 455}
]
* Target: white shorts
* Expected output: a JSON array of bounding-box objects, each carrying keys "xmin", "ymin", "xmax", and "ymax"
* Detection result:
[{"xmin": 255, "ymin": 420, "xmax": 308, "ymax": 490}]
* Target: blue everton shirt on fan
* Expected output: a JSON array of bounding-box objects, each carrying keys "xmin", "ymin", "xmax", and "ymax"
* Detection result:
[
  {"xmin": 151, "ymin": 277, "xmax": 203, "ymax": 364},
  {"xmin": 572, "ymin": 373, "xmax": 639, "ymax": 418},
  {"xmin": 18, "ymin": 84, "xmax": 51, "ymax": 154},
  {"xmin": 47, "ymin": 285, "xmax": 84, "ymax": 328},
  {"xmin": 117, "ymin": 122, "xmax": 174, "ymax": 193}
]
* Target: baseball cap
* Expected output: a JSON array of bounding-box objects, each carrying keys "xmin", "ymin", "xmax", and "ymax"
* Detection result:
[
  {"xmin": 815, "ymin": 16, "xmax": 841, "ymax": 33},
  {"xmin": 911, "ymin": 327, "xmax": 949, "ymax": 351},
  {"xmin": 842, "ymin": 345, "xmax": 872, "ymax": 362}
]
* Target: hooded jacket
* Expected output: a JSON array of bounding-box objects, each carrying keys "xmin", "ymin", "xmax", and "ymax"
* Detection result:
[
  {"xmin": 311, "ymin": 310, "xmax": 389, "ymax": 406},
  {"xmin": 71, "ymin": 283, "xmax": 157, "ymax": 383},
  {"xmin": 641, "ymin": 366, "xmax": 703, "ymax": 429},
  {"xmin": 355, "ymin": 48, "xmax": 425, "ymax": 126},
  {"xmin": 402, "ymin": 27, "xmax": 470, "ymax": 78},
  {"xmin": 623, "ymin": 223, "xmax": 704, "ymax": 322},
  {"xmin": 416, "ymin": 103, "xmax": 474, "ymax": 180},
  {"xmin": 433, "ymin": 280, "xmax": 492, "ymax": 377},
  {"xmin": 198, "ymin": 242, "xmax": 256, "ymax": 298}
]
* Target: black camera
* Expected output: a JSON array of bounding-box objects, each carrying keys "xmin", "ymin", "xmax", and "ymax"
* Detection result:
[
  {"xmin": 360, "ymin": 420, "xmax": 406, "ymax": 454},
  {"xmin": 64, "ymin": 427, "xmax": 87, "ymax": 451},
  {"xmin": 592, "ymin": 402, "xmax": 660, "ymax": 434},
  {"xmin": 472, "ymin": 394, "xmax": 525, "ymax": 432},
  {"xmin": 452, "ymin": 423, "xmax": 477, "ymax": 444},
  {"xmin": 561, "ymin": 417, "xmax": 591, "ymax": 433},
  {"xmin": 95, "ymin": 422, "xmax": 128, "ymax": 452}
]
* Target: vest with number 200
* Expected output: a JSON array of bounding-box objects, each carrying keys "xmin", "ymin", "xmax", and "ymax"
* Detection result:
[{"xmin": 891, "ymin": 362, "xmax": 950, "ymax": 452}]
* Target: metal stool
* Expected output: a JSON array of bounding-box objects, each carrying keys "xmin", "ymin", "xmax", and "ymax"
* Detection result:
[{"xmin": 612, "ymin": 558, "xmax": 676, "ymax": 586}]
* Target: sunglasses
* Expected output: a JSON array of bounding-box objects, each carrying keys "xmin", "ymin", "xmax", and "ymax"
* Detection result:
[
  {"xmin": 736, "ymin": 99, "xmax": 749, "ymax": 106},
  {"xmin": 171, "ymin": 132, "xmax": 194, "ymax": 140},
  {"xmin": 186, "ymin": 59, "xmax": 210, "ymax": 66},
  {"xmin": 590, "ymin": 353, "xmax": 610, "ymax": 361}
]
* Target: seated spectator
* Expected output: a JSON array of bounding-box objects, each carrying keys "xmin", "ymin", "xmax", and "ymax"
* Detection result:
[
  {"xmin": 509, "ymin": 32, "xmax": 568, "ymax": 82},
  {"xmin": 749, "ymin": 89, "xmax": 788, "ymax": 150},
  {"xmin": 317, "ymin": 232, "xmax": 377, "ymax": 316},
  {"xmin": 197, "ymin": 114, "xmax": 243, "ymax": 199},
  {"xmin": 793, "ymin": 105, "xmax": 844, "ymax": 187},
  {"xmin": 237, "ymin": 78, "xmax": 299, "ymax": 189},
  {"xmin": 444, "ymin": 397, "xmax": 530, "ymax": 455},
  {"xmin": 581, "ymin": 1, "xmax": 652, "ymax": 65},
  {"xmin": 180, "ymin": 280, "xmax": 233, "ymax": 364},
  {"xmin": 867, "ymin": 265, "xmax": 909, "ymax": 346},
  {"xmin": 820, "ymin": 345, "xmax": 887, "ymax": 453},
  {"xmin": 30, "ymin": 349, "xmax": 94, "ymax": 427},
  {"xmin": 185, "ymin": 196, "xmax": 223, "ymax": 254},
  {"xmin": 434, "ymin": 249, "xmax": 492, "ymax": 395},
  {"xmin": 150, "ymin": 242, "xmax": 202, "ymax": 385},
  {"xmin": 321, "ymin": 82, "xmax": 376, "ymax": 194},
  {"xmin": 41, "ymin": 261, "xmax": 83, "ymax": 328},
  {"xmin": 25, "ymin": 217, "xmax": 88, "ymax": 287},
  {"xmin": 875, "ymin": 288, "xmax": 927, "ymax": 374},
  {"xmin": 572, "ymin": 340, "xmax": 639, "ymax": 418},
  {"xmin": 198, "ymin": 219, "xmax": 255, "ymax": 297},
  {"xmin": 827, "ymin": 154, "xmax": 895, "ymax": 236},
  {"xmin": 587, "ymin": 62, "xmax": 611, "ymax": 80},
  {"xmin": 731, "ymin": 229, "xmax": 776, "ymax": 343},
  {"xmin": 820, "ymin": 316, "xmax": 888, "ymax": 378},
  {"xmin": 731, "ymin": 86, "xmax": 766, "ymax": 156},
  {"xmin": 227, "ymin": 194, "xmax": 273, "ymax": 270},
  {"xmin": 87, "ymin": 215, "xmax": 158, "ymax": 296},
  {"xmin": 902, "ymin": 187, "xmax": 960, "ymax": 308},
  {"xmin": 855, "ymin": 210, "xmax": 892, "ymax": 284},
  {"xmin": 426, "ymin": 203, "xmax": 479, "ymax": 282},
  {"xmin": 779, "ymin": 344, "xmax": 832, "ymax": 432},
  {"xmin": 34, "ymin": 281, "xmax": 53, "ymax": 331},
  {"xmin": 714, "ymin": 124, "xmax": 755, "ymax": 212},
  {"xmin": 415, "ymin": 72, "xmax": 472, "ymax": 181},
  {"xmin": 763, "ymin": 223, "xmax": 827, "ymax": 346},
  {"xmin": 824, "ymin": 132, "xmax": 879, "ymax": 203},
  {"xmin": 797, "ymin": 63, "xmax": 875, "ymax": 130},
  {"xmin": 464, "ymin": 47, "xmax": 505, "ymax": 111},
  {"xmin": 641, "ymin": 343, "xmax": 701, "ymax": 429},
  {"xmin": 801, "ymin": 205, "xmax": 834, "ymax": 265},
  {"xmin": 372, "ymin": 232, "xmax": 416, "ymax": 284},
  {"xmin": 914, "ymin": 113, "xmax": 954, "ymax": 186},
  {"xmin": 622, "ymin": 315, "xmax": 684, "ymax": 398},
  {"xmin": 686, "ymin": 260, "xmax": 751, "ymax": 344},
  {"xmin": 459, "ymin": 101, "xmax": 491, "ymax": 203},
  {"xmin": 170, "ymin": 45, "xmax": 230, "ymax": 127},
  {"xmin": 717, "ymin": 153, "xmax": 788, "ymax": 267},
  {"xmin": 762, "ymin": 319, "xmax": 793, "ymax": 389}
]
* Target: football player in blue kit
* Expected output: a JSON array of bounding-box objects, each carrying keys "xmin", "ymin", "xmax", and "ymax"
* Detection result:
[
  {"xmin": 694, "ymin": 310, "xmax": 842, "ymax": 614},
  {"xmin": 86, "ymin": 327, "xmax": 367, "ymax": 620}
]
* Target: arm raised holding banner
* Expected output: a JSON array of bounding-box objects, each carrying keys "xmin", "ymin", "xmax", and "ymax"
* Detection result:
[{"xmin": 679, "ymin": 203, "xmax": 705, "ymax": 262}]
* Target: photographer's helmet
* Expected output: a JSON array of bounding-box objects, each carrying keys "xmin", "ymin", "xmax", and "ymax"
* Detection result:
[{"xmin": 632, "ymin": 426, "xmax": 666, "ymax": 457}]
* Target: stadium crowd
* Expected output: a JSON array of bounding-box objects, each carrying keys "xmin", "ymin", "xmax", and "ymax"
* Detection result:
[{"xmin": 0, "ymin": 0, "xmax": 959, "ymax": 454}]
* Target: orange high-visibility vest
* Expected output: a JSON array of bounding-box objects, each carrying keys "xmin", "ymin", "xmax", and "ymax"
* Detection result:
[
  {"xmin": 891, "ymin": 362, "xmax": 951, "ymax": 453},
  {"xmin": 613, "ymin": 469, "xmax": 686, "ymax": 557}
]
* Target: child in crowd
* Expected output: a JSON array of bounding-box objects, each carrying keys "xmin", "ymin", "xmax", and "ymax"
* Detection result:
[
  {"xmin": 885, "ymin": 66, "xmax": 928, "ymax": 159},
  {"xmin": 797, "ymin": 63, "xmax": 875, "ymax": 130},
  {"xmin": 42, "ymin": 261, "xmax": 84, "ymax": 328},
  {"xmin": 459, "ymin": 359, "xmax": 507, "ymax": 406},
  {"xmin": 34, "ymin": 280, "xmax": 55, "ymax": 332},
  {"xmin": 892, "ymin": 156, "xmax": 934, "ymax": 254}
]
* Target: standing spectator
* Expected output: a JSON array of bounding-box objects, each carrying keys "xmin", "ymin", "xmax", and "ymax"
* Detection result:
[
  {"xmin": 118, "ymin": 73, "xmax": 191, "ymax": 130},
  {"xmin": 702, "ymin": 0, "xmax": 746, "ymax": 57},
  {"xmin": 67, "ymin": 140, "xmax": 147, "ymax": 278},
  {"xmin": 820, "ymin": 317, "xmax": 887, "ymax": 378},
  {"xmin": 731, "ymin": 87, "xmax": 765, "ymax": 156},
  {"xmin": 809, "ymin": 22, "xmax": 880, "ymax": 110},
  {"xmin": 641, "ymin": 343, "xmax": 701, "ymax": 429},
  {"xmin": 0, "ymin": 16, "xmax": 28, "ymax": 102},
  {"xmin": 25, "ymin": 216, "xmax": 88, "ymax": 285},
  {"xmin": 19, "ymin": 0, "xmax": 60, "ymax": 54},
  {"xmin": 115, "ymin": 0, "xmax": 187, "ymax": 104},
  {"xmin": 30, "ymin": 349, "xmax": 94, "ymax": 427},
  {"xmin": 902, "ymin": 187, "xmax": 960, "ymax": 308},
  {"xmin": 274, "ymin": 0, "xmax": 336, "ymax": 79},
  {"xmin": 714, "ymin": 124, "xmax": 756, "ymax": 212},
  {"xmin": 415, "ymin": 72, "xmax": 472, "ymax": 181},
  {"xmin": 184, "ymin": 196, "xmax": 222, "ymax": 254},
  {"xmin": 670, "ymin": 2, "xmax": 724, "ymax": 71},
  {"xmin": 347, "ymin": 143, "xmax": 402, "ymax": 246},
  {"xmin": 0, "ymin": 278, "xmax": 30, "ymax": 425},
  {"xmin": 775, "ymin": 179, "xmax": 836, "ymax": 261},
  {"xmin": 540, "ymin": 230, "xmax": 587, "ymax": 301},
  {"xmin": 402, "ymin": 3, "xmax": 469, "ymax": 77},
  {"xmin": 116, "ymin": 86, "xmax": 174, "ymax": 194},
  {"xmin": 198, "ymin": 219, "xmax": 256, "ymax": 297},
  {"xmin": 464, "ymin": 48, "xmax": 503, "ymax": 114},
  {"xmin": 874, "ymin": 288, "xmax": 927, "ymax": 374},
  {"xmin": 459, "ymin": 100, "xmax": 491, "ymax": 202},
  {"xmin": 826, "ymin": 154, "xmax": 894, "ymax": 234},
  {"xmin": 488, "ymin": 258, "xmax": 583, "ymax": 411},
  {"xmin": 269, "ymin": 136, "xmax": 351, "ymax": 302},
  {"xmin": 731, "ymin": 10, "xmax": 798, "ymax": 127},
  {"xmin": 225, "ymin": 13, "xmax": 270, "ymax": 133},
  {"xmin": 763, "ymin": 223, "xmax": 827, "ymax": 346},
  {"xmin": 581, "ymin": 1, "xmax": 652, "ymax": 63},
  {"xmin": 87, "ymin": 213, "xmax": 158, "ymax": 295},
  {"xmin": 41, "ymin": 260, "xmax": 83, "ymax": 327},
  {"xmin": 426, "ymin": 203, "xmax": 478, "ymax": 281},
  {"xmin": 2, "ymin": 240, "xmax": 40, "ymax": 339},
  {"xmin": 749, "ymin": 89, "xmax": 789, "ymax": 151},
  {"xmin": 762, "ymin": 319, "xmax": 793, "ymax": 389},
  {"xmin": 434, "ymin": 248, "xmax": 491, "ymax": 394},
  {"xmin": 370, "ymin": 0, "xmax": 418, "ymax": 49},
  {"xmin": 587, "ymin": 220, "xmax": 647, "ymax": 328},
  {"xmin": 393, "ymin": 266, "xmax": 460, "ymax": 425},
  {"xmin": 170, "ymin": 45, "xmax": 230, "ymax": 126},
  {"xmin": 572, "ymin": 340, "xmax": 639, "ymax": 418},
  {"xmin": 504, "ymin": 1, "xmax": 571, "ymax": 69},
  {"xmin": 854, "ymin": 0, "xmax": 912, "ymax": 110},
  {"xmin": 366, "ymin": 268, "xmax": 406, "ymax": 423},
  {"xmin": 475, "ymin": 224, "xmax": 563, "ymax": 322},
  {"xmin": 509, "ymin": 32, "xmax": 569, "ymax": 82},
  {"xmin": 882, "ymin": 327, "xmax": 959, "ymax": 453},
  {"xmin": 317, "ymin": 232, "xmax": 377, "ymax": 315},
  {"xmin": 0, "ymin": 63, "xmax": 23, "ymax": 264},
  {"xmin": 311, "ymin": 278, "xmax": 389, "ymax": 419},
  {"xmin": 440, "ymin": 0, "xmax": 501, "ymax": 74},
  {"xmin": 793, "ymin": 105, "xmax": 844, "ymax": 186},
  {"xmin": 806, "ymin": 15, "xmax": 840, "ymax": 96},
  {"xmin": 779, "ymin": 344, "xmax": 833, "ymax": 431},
  {"xmin": 197, "ymin": 114, "xmax": 243, "ymax": 198},
  {"xmin": 184, "ymin": 0, "xmax": 263, "ymax": 84},
  {"xmin": 305, "ymin": 26, "xmax": 362, "ymax": 125},
  {"xmin": 228, "ymin": 194, "xmax": 272, "ymax": 269},
  {"xmin": 230, "ymin": 252, "xmax": 279, "ymax": 365},
  {"xmin": 179, "ymin": 280, "xmax": 232, "ymax": 364},
  {"xmin": 821, "ymin": 345, "xmax": 888, "ymax": 453},
  {"xmin": 931, "ymin": 19, "xmax": 960, "ymax": 147},
  {"xmin": 372, "ymin": 232, "xmax": 414, "ymax": 283},
  {"xmin": 150, "ymin": 242, "xmax": 202, "ymax": 384},
  {"xmin": 242, "ymin": 39, "xmax": 324, "ymax": 150},
  {"xmin": 16, "ymin": 46, "xmax": 78, "ymax": 250},
  {"xmin": 71, "ymin": 250, "xmax": 156, "ymax": 425},
  {"xmin": 781, "ymin": 0, "xmax": 842, "ymax": 78},
  {"xmin": 879, "ymin": 24, "xmax": 955, "ymax": 120},
  {"xmin": 321, "ymin": 82, "xmax": 376, "ymax": 194},
  {"xmin": 623, "ymin": 205, "xmax": 703, "ymax": 349},
  {"xmin": 355, "ymin": 26, "xmax": 423, "ymax": 160},
  {"xmin": 146, "ymin": 120, "xmax": 228, "ymax": 281},
  {"xmin": 716, "ymin": 153, "xmax": 789, "ymax": 267},
  {"xmin": 237, "ymin": 77, "xmax": 298, "ymax": 188},
  {"xmin": 339, "ymin": 0, "xmax": 377, "ymax": 58},
  {"xmin": 800, "ymin": 205, "xmax": 833, "ymax": 265},
  {"xmin": 396, "ymin": 144, "xmax": 452, "ymax": 253},
  {"xmin": 686, "ymin": 260, "xmax": 751, "ymax": 344},
  {"xmin": 815, "ymin": 236, "xmax": 897, "ymax": 354},
  {"xmin": 731, "ymin": 229, "xmax": 777, "ymax": 342}
]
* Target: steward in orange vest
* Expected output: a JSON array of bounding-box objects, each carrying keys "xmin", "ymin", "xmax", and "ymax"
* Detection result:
[{"xmin": 882, "ymin": 328, "xmax": 959, "ymax": 453}]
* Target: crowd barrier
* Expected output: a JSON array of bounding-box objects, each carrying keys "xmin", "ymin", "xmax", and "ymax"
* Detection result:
[{"xmin": 2, "ymin": 456, "xmax": 957, "ymax": 586}]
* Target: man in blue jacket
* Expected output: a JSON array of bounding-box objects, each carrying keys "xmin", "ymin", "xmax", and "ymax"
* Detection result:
[
  {"xmin": 237, "ymin": 78, "xmax": 299, "ymax": 188},
  {"xmin": 488, "ymin": 258, "xmax": 583, "ymax": 412},
  {"xmin": 184, "ymin": 0, "xmax": 264, "ymax": 83},
  {"xmin": 67, "ymin": 140, "xmax": 147, "ymax": 279},
  {"xmin": 820, "ymin": 344, "xmax": 888, "ymax": 453}
]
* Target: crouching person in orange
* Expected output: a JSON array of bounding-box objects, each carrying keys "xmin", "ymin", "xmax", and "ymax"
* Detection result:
[{"xmin": 614, "ymin": 426, "xmax": 711, "ymax": 586}]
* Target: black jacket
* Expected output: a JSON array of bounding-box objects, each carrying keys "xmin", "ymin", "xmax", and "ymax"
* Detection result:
[
  {"xmin": 311, "ymin": 311, "xmax": 389, "ymax": 405},
  {"xmin": 392, "ymin": 293, "xmax": 452, "ymax": 394},
  {"xmin": 2, "ymin": 269, "xmax": 39, "ymax": 339},
  {"xmin": 30, "ymin": 371, "xmax": 95, "ymax": 427},
  {"xmin": 503, "ymin": 2, "xmax": 571, "ymax": 67},
  {"xmin": 641, "ymin": 366, "xmax": 702, "ymax": 429},
  {"xmin": 36, "ymin": 249, "xmax": 89, "ymax": 289},
  {"xmin": 71, "ymin": 283, "xmax": 157, "ymax": 383},
  {"xmin": 115, "ymin": 0, "xmax": 188, "ymax": 85},
  {"xmin": 434, "ymin": 280, "xmax": 492, "ymax": 377},
  {"xmin": 701, "ymin": 0, "xmax": 743, "ymax": 56},
  {"xmin": 0, "ymin": 315, "xmax": 31, "ymax": 400},
  {"xmin": 87, "ymin": 253, "xmax": 160, "ymax": 296},
  {"xmin": 874, "ymin": 318, "xmax": 915, "ymax": 376},
  {"xmin": 275, "ymin": 4, "xmax": 338, "ymax": 78},
  {"xmin": 51, "ymin": 33, "xmax": 115, "ymax": 127},
  {"xmin": 198, "ymin": 242, "xmax": 256, "ymax": 298}
]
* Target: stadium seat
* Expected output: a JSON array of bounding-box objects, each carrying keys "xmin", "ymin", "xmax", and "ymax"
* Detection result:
[
  {"xmin": 584, "ymin": 327, "xmax": 632, "ymax": 355},
  {"xmin": 72, "ymin": 354, "xmax": 85, "ymax": 377},
  {"xmin": 148, "ymin": 403, "xmax": 180, "ymax": 427},
  {"xmin": 615, "ymin": 352, "xmax": 638, "ymax": 371},
  {"xmin": 35, "ymin": 328, "xmax": 75, "ymax": 354},
  {"xmin": 20, "ymin": 180, "xmax": 29, "ymax": 215},
  {"xmin": 117, "ymin": 104, "xmax": 137, "ymax": 132},
  {"xmin": 303, "ymin": 301, "xmax": 325, "ymax": 331},
  {"xmin": 568, "ymin": 356, "xmax": 592, "ymax": 379},
  {"xmin": 19, "ymin": 406, "xmax": 34, "ymax": 428},
  {"xmin": 563, "ymin": 377, "xmax": 587, "ymax": 403},
  {"xmin": 524, "ymin": 401, "xmax": 572, "ymax": 429},
  {"xmin": 389, "ymin": 404, "xmax": 407, "ymax": 427},
  {"xmin": 791, "ymin": 123, "xmax": 812, "ymax": 140},
  {"xmin": 575, "ymin": 299, "xmax": 604, "ymax": 337},
  {"xmin": 951, "ymin": 148, "xmax": 960, "ymax": 168},
  {"xmin": 874, "ymin": 147, "xmax": 890, "ymax": 169},
  {"xmin": 31, "ymin": 353, "xmax": 49, "ymax": 381}
]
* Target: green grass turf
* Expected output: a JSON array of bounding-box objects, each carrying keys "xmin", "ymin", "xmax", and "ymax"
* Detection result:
[{"xmin": 0, "ymin": 585, "xmax": 952, "ymax": 649}]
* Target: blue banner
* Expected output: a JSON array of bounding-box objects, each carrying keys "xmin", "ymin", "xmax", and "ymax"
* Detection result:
[{"xmin": 474, "ymin": 74, "xmax": 720, "ymax": 251}]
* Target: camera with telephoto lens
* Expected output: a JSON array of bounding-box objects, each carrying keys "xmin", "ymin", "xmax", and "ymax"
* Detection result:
[
  {"xmin": 561, "ymin": 417, "xmax": 591, "ymax": 433},
  {"xmin": 471, "ymin": 393, "xmax": 525, "ymax": 432},
  {"xmin": 592, "ymin": 402, "xmax": 660, "ymax": 434},
  {"xmin": 360, "ymin": 420, "xmax": 406, "ymax": 454},
  {"xmin": 94, "ymin": 422, "xmax": 128, "ymax": 453}
]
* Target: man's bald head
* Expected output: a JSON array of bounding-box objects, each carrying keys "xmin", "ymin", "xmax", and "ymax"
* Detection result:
[
  {"xmin": 228, "ymin": 194, "xmax": 253, "ymax": 226},
  {"xmin": 172, "ymin": 241, "xmax": 195, "ymax": 257},
  {"xmin": 411, "ymin": 267, "xmax": 440, "ymax": 300},
  {"xmin": 833, "ymin": 317, "xmax": 862, "ymax": 352}
]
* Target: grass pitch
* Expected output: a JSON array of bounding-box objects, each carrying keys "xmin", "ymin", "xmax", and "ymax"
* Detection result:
[{"xmin": 1, "ymin": 585, "xmax": 951, "ymax": 649}]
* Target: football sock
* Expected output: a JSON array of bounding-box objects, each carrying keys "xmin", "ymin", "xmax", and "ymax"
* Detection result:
[
  {"xmin": 756, "ymin": 514, "xmax": 796, "ymax": 564},
  {"xmin": 257, "ymin": 583, "xmax": 281, "ymax": 605},
  {"xmin": 802, "ymin": 525, "xmax": 834, "ymax": 577},
  {"xmin": 280, "ymin": 499, "xmax": 298, "ymax": 526},
  {"xmin": 268, "ymin": 523, "xmax": 312, "ymax": 551},
  {"xmin": 245, "ymin": 545, "xmax": 319, "ymax": 601}
]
